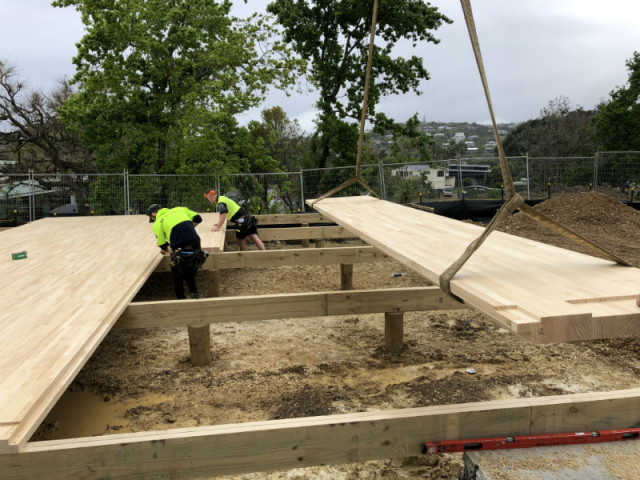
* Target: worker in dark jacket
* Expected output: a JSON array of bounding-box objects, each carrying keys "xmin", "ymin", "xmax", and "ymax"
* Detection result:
[
  {"xmin": 203, "ymin": 190, "xmax": 265, "ymax": 251},
  {"xmin": 147, "ymin": 204, "xmax": 206, "ymax": 299}
]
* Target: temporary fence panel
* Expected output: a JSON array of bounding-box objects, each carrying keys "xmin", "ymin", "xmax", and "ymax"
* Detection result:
[
  {"xmin": 595, "ymin": 152, "xmax": 640, "ymax": 202},
  {"xmin": 0, "ymin": 174, "xmax": 32, "ymax": 225},
  {"xmin": 301, "ymin": 164, "xmax": 382, "ymax": 204},
  {"xmin": 3, "ymin": 154, "xmax": 640, "ymax": 226},
  {"xmin": 128, "ymin": 174, "xmax": 213, "ymax": 216},
  {"xmin": 219, "ymin": 171, "xmax": 304, "ymax": 215}
]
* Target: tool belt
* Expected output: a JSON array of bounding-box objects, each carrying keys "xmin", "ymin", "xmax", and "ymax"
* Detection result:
[
  {"xmin": 171, "ymin": 248, "xmax": 209, "ymax": 271},
  {"xmin": 235, "ymin": 214, "xmax": 256, "ymax": 233}
]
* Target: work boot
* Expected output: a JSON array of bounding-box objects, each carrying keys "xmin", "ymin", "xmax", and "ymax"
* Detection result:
[{"xmin": 191, "ymin": 292, "xmax": 200, "ymax": 299}]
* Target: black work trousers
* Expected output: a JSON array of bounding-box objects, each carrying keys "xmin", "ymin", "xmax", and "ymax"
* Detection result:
[{"xmin": 171, "ymin": 263, "xmax": 198, "ymax": 299}]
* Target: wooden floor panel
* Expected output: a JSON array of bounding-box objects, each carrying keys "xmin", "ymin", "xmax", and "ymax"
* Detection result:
[
  {"xmin": 309, "ymin": 196, "xmax": 640, "ymax": 344},
  {"xmin": 0, "ymin": 213, "xmax": 223, "ymax": 453}
]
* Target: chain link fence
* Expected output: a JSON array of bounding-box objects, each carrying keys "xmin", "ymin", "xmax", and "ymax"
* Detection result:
[{"xmin": 2, "ymin": 152, "xmax": 640, "ymax": 225}]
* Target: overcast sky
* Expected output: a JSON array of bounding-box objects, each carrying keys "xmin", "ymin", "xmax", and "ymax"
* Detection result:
[{"xmin": 1, "ymin": 0, "xmax": 639, "ymax": 133}]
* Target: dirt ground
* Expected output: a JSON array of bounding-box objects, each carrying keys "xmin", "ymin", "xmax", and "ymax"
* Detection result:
[{"xmin": 32, "ymin": 191, "xmax": 640, "ymax": 479}]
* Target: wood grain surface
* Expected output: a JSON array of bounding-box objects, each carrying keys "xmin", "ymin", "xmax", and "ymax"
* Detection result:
[
  {"xmin": 0, "ymin": 212, "xmax": 224, "ymax": 452},
  {"xmin": 309, "ymin": 196, "xmax": 640, "ymax": 344}
]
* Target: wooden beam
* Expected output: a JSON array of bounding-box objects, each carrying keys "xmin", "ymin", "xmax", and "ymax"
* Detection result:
[
  {"xmin": 252, "ymin": 213, "xmax": 327, "ymax": 225},
  {"xmin": 117, "ymin": 287, "xmax": 464, "ymax": 330},
  {"xmin": 406, "ymin": 203, "xmax": 435, "ymax": 213},
  {"xmin": 2, "ymin": 388, "xmax": 640, "ymax": 478},
  {"xmin": 224, "ymin": 225, "xmax": 355, "ymax": 243},
  {"xmin": 155, "ymin": 246, "xmax": 388, "ymax": 272},
  {"xmin": 202, "ymin": 213, "xmax": 331, "ymax": 227}
]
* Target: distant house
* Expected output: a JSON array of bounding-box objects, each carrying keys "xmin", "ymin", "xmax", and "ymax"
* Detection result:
[
  {"xmin": 453, "ymin": 132, "xmax": 466, "ymax": 143},
  {"xmin": 390, "ymin": 164, "xmax": 455, "ymax": 191},
  {"xmin": 448, "ymin": 162, "xmax": 491, "ymax": 186}
]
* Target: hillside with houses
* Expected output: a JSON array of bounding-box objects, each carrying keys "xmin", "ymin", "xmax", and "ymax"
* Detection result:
[
  {"xmin": 420, "ymin": 121, "xmax": 518, "ymax": 154},
  {"xmin": 370, "ymin": 120, "xmax": 519, "ymax": 159}
]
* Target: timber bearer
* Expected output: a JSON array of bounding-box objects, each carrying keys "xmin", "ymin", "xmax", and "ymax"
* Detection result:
[
  {"xmin": 146, "ymin": 204, "xmax": 209, "ymax": 299},
  {"xmin": 203, "ymin": 189, "xmax": 265, "ymax": 251}
]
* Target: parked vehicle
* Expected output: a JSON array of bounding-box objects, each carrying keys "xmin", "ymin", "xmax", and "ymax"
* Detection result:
[{"xmin": 462, "ymin": 185, "xmax": 498, "ymax": 199}]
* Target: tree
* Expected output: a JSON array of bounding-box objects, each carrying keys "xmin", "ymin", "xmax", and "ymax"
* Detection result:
[
  {"xmin": 502, "ymin": 97, "xmax": 600, "ymax": 157},
  {"xmin": 0, "ymin": 61, "xmax": 95, "ymax": 174},
  {"xmin": 249, "ymin": 106, "xmax": 307, "ymax": 172},
  {"xmin": 52, "ymin": 0, "xmax": 305, "ymax": 174},
  {"xmin": 594, "ymin": 52, "xmax": 640, "ymax": 151},
  {"xmin": 267, "ymin": 0, "xmax": 451, "ymax": 169},
  {"xmin": 379, "ymin": 113, "xmax": 434, "ymax": 164}
]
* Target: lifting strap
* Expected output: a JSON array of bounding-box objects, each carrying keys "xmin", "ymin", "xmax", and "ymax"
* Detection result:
[
  {"xmin": 310, "ymin": 0, "xmax": 381, "ymax": 206},
  {"xmin": 439, "ymin": 0, "xmax": 633, "ymax": 299}
]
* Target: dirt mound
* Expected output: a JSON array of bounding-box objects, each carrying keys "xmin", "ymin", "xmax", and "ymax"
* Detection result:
[{"xmin": 498, "ymin": 191, "xmax": 640, "ymax": 266}]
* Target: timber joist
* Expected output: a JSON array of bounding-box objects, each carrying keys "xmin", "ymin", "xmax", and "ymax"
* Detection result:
[
  {"xmin": 155, "ymin": 245, "xmax": 389, "ymax": 272},
  {"xmin": 117, "ymin": 286, "xmax": 463, "ymax": 330}
]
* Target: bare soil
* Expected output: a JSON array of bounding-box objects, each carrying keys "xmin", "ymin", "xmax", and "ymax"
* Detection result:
[{"xmin": 33, "ymin": 192, "xmax": 640, "ymax": 479}]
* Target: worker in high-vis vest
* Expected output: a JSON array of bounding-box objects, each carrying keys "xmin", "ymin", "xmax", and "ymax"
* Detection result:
[
  {"xmin": 203, "ymin": 190, "xmax": 265, "ymax": 251},
  {"xmin": 146, "ymin": 204, "xmax": 208, "ymax": 299}
]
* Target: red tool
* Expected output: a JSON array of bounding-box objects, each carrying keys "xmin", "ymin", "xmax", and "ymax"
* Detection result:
[{"xmin": 422, "ymin": 427, "xmax": 640, "ymax": 454}]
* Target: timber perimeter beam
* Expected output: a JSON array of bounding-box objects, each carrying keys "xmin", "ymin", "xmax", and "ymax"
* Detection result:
[{"xmin": 2, "ymin": 388, "xmax": 639, "ymax": 479}]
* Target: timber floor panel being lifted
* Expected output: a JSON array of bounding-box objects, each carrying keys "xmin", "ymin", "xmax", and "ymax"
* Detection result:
[
  {"xmin": 309, "ymin": 196, "xmax": 640, "ymax": 344},
  {"xmin": 0, "ymin": 213, "xmax": 223, "ymax": 453}
]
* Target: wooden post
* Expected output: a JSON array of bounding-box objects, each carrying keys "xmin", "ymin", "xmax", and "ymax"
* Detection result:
[
  {"xmin": 340, "ymin": 263, "xmax": 353, "ymax": 290},
  {"xmin": 384, "ymin": 312, "xmax": 404, "ymax": 354},
  {"xmin": 187, "ymin": 325, "xmax": 211, "ymax": 366},
  {"xmin": 185, "ymin": 269, "xmax": 218, "ymax": 366},
  {"xmin": 208, "ymin": 269, "xmax": 221, "ymax": 297},
  {"xmin": 316, "ymin": 238, "xmax": 325, "ymax": 248},
  {"xmin": 301, "ymin": 223, "xmax": 309, "ymax": 248}
]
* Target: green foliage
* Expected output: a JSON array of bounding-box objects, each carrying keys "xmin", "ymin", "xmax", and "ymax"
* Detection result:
[
  {"xmin": 502, "ymin": 97, "xmax": 600, "ymax": 157},
  {"xmin": 53, "ymin": 0, "xmax": 305, "ymax": 174},
  {"xmin": 596, "ymin": 153, "xmax": 640, "ymax": 190},
  {"xmin": 388, "ymin": 175, "xmax": 423, "ymax": 204},
  {"xmin": 89, "ymin": 176, "xmax": 126, "ymax": 215},
  {"xmin": 383, "ymin": 113, "xmax": 434, "ymax": 164},
  {"xmin": 267, "ymin": 0, "xmax": 451, "ymax": 169},
  {"xmin": 594, "ymin": 52, "xmax": 640, "ymax": 151},
  {"xmin": 559, "ymin": 161, "xmax": 593, "ymax": 188},
  {"xmin": 462, "ymin": 177, "xmax": 474, "ymax": 188},
  {"xmin": 250, "ymin": 106, "xmax": 308, "ymax": 172},
  {"xmin": 176, "ymin": 112, "xmax": 240, "ymax": 175}
]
